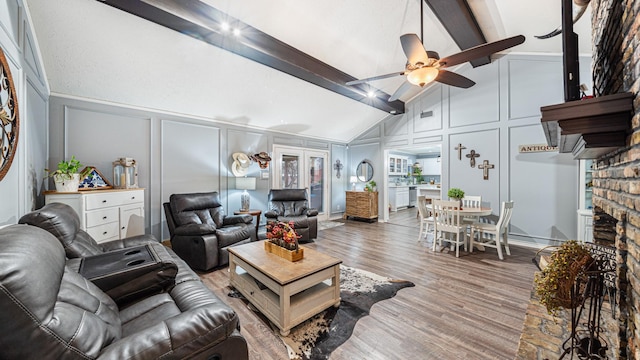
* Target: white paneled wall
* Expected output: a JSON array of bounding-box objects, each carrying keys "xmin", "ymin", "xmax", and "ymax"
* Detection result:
[{"xmin": 351, "ymin": 54, "xmax": 592, "ymax": 245}]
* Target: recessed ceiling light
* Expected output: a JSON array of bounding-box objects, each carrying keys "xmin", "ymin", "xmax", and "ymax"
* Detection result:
[
  {"xmin": 233, "ymin": 28, "xmax": 241, "ymax": 36},
  {"xmin": 221, "ymin": 22, "xmax": 230, "ymax": 32},
  {"xmin": 367, "ymin": 91, "xmax": 376, "ymax": 98}
]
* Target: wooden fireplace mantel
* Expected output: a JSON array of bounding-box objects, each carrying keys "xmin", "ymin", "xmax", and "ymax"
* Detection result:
[{"xmin": 540, "ymin": 92, "xmax": 634, "ymax": 159}]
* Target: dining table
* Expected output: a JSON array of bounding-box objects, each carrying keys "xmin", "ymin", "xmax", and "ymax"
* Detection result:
[
  {"xmin": 425, "ymin": 204, "xmax": 493, "ymax": 217},
  {"xmin": 425, "ymin": 203, "xmax": 493, "ymax": 252}
]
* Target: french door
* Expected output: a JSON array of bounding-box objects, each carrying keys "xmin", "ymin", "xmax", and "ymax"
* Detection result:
[{"xmin": 272, "ymin": 145, "xmax": 329, "ymax": 221}]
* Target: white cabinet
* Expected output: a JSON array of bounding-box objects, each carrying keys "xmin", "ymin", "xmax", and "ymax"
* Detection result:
[
  {"xmin": 421, "ymin": 157, "xmax": 441, "ymax": 175},
  {"xmin": 577, "ymin": 209, "xmax": 593, "ymax": 242},
  {"xmin": 45, "ymin": 189, "xmax": 145, "ymax": 243},
  {"xmin": 389, "ymin": 155, "xmax": 409, "ymax": 175},
  {"xmin": 388, "ymin": 187, "xmax": 409, "ymax": 211},
  {"xmin": 577, "ymin": 160, "xmax": 594, "ymax": 242}
]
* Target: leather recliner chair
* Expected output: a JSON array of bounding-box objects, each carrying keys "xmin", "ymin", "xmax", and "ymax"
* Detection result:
[
  {"xmin": 164, "ymin": 191, "xmax": 256, "ymax": 271},
  {"xmin": 264, "ymin": 189, "xmax": 318, "ymax": 243},
  {"xmin": 0, "ymin": 224, "xmax": 249, "ymax": 359}
]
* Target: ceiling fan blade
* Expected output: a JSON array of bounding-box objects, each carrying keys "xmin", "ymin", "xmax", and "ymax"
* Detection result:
[
  {"xmin": 346, "ymin": 71, "xmax": 405, "ymax": 85},
  {"xmin": 435, "ymin": 70, "xmax": 475, "ymax": 88},
  {"xmin": 400, "ymin": 33, "xmax": 429, "ymax": 65},
  {"xmin": 438, "ymin": 35, "xmax": 525, "ymax": 68},
  {"xmin": 388, "ymin": 81, "xmax": 414, "ymax": 102}
]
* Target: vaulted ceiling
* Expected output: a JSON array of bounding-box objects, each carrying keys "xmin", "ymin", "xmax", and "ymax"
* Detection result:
[{"xmin": 25, "ymin": 0, "xmax": 593, "ymax": 143}]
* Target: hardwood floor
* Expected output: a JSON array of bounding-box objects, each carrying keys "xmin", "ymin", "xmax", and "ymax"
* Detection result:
[{"xmin": 200, "ymin": 209, "xmax": 538, "ymax": 359}]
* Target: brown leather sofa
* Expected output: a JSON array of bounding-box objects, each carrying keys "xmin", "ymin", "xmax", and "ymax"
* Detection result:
[
  {"xmin": 0, "ymin": 222, "xmax": 249, "ymax": 359},
  {"xmin": 164, "ymin": 191, "xmax": 256, "ymax": 271},
  {"xmin": 264, "ymin": 188, "xmax": 318, "ymax": 242}
]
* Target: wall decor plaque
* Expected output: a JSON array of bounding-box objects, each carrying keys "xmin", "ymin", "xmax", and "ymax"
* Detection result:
[{"xmin": 0, "ymin": 47, "xmax": 19, "ymax": 182}]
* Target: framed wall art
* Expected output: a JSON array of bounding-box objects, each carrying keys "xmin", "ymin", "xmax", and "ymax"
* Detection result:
[{"xmin": 0, "ymin": 46, "xmax": 20, "ymax": 182}]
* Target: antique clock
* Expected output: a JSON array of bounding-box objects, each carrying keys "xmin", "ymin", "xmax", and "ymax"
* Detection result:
[{"xmin": 0, "ymin": 47, "xmax": 19, "ymax": 182}]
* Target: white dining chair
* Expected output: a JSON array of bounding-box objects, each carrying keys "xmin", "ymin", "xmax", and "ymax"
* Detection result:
[
  {"xmin": 416, "ymin": 196, "xmax": 434, "ymax": 242},
  {"xmin": 432, "ymin": 199, "xmax": 467, "ymax": 257},
  {"xmin": 469, "ymin": 201, "xmax": 514, "ymax": 260},
  {"xmin": 461, "ymin": 195, "xmax": 482, "ymax": 225}
]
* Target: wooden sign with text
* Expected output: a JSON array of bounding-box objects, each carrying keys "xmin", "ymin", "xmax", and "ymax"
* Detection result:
[{"xmin": 518, "ymin": 144, "xmax": 559, "ymax": 153}]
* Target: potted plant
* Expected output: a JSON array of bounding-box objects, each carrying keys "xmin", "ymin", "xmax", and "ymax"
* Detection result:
[
  {"xmin": 365, "ymin": 180, "xmax": 377, "ymax": 192},
  {"xmin": 46, "ymin": 156, "xmax": 91, "ymax": 192},
  {"xmin": 534, "ymin": 240, "xmax": 595, "ymax": 315},
  {"xmin": 447, "ymin": 187, "xmax": 465, "ymax": 200}
]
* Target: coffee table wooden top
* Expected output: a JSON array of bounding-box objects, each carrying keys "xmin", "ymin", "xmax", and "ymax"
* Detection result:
[{"xmin": 228, "ymin": 241, "xmax": 342, "ymax": 285}]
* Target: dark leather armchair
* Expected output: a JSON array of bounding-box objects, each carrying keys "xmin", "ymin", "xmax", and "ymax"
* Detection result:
[
  {"xmin": 164, "ymin": 191, "xmax": 256, "ymax": 271},
  {"xmin": 264, "ymin": 189, "xmax": 318, "ymax": 242},
  {"xmin": 0, "ymin": 224, "xmax": 248, "ymax": 359}
]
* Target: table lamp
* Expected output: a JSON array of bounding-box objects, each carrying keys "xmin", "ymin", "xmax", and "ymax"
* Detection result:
[
  {"xmin": 349, "ymin": 176, "xmax": 358, "ymax": 191},
  {"xmin": 236, "ymin": 177, "xmax": 256, "ymax": 211}
]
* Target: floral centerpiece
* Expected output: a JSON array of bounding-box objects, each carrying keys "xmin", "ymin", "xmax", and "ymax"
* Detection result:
[
  {"xmin": 265, "ymin": 221, "xmax": 304, "ymax": 261},
  {"xmin": 266, "ymin": 221, "xmax": 301, "ymax": 251}
]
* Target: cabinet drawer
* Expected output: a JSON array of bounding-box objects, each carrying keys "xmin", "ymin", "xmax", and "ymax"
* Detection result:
[
  {"xmin": 87, "ymin": 222, "xmax": 120, "ymax": 242},
  {"xmin": 85, "ymin": 208, "xmax": 119, "ymax": 227},
  {"xmin": 85, "ymin": 190, "xmax": 144, "ymax": 210}
]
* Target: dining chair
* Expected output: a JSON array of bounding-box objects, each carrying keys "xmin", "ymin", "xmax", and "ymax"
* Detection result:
[
  {"xmin": 432, "ymin": 199, "xmax": 467, "ymax": 257},
  {"xmin": 416, "ymin": 196, "xmax": 434, "ymax": 242},
  {"xmin": 469, "ymin": 201, "xmax": 514, "ymax": 260},
  {"xmin": 461, "ymin": 195, "xmax": 482, "ymax": 225}
]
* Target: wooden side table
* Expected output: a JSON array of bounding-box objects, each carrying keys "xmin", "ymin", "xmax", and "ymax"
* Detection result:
[{"xmin": 234, "ymin": 209, "xmax": 262, "ymax": 237}]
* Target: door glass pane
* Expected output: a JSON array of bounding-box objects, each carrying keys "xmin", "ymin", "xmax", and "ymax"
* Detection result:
[
  {"xmin": 281, "ymin": 154, "xmax": 299, "ymax": 189},
  {"xmin": 309, "ymin": 156, "xmax": 324, "ymax": 212}
]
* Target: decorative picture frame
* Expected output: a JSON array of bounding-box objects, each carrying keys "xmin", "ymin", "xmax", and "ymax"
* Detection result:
[
  {"xmin": 0, "ymin": 46, "xmax": 20, "ymax": 182},
  {"xmin": 78, "ymin": 166, "xmax": 113, "ymax": 190}
]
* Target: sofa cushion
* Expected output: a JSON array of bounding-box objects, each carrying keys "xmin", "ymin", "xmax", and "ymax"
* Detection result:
[
  {"xmin": 174, "ymin": 223, "xmax": 217, "ymax": 235},
  {"xmin": 215, "ymin": 225, "xmax": 252, "ymax": 248},
  {"xmin": 276, "ymin": 215, "xmax": 309, "ymax": 229}
]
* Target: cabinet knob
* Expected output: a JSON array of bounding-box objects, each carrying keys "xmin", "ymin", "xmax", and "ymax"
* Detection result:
[
  {"xmin": 131, "ymin": 196, "xmax": 135, "ymax": 199},
  {"xmin": 102, "ymin": 231, "xmax": 107, "ymax": 235},
  {"xmin": 102, "ymin": 200, "xmax": 107, "ymax": 203},
  {"xmin": 102, "ymin": 216, "xmax": 107, "ymax": 220},
  {"xmin": 121, "ymin": 226, "xmax": 125, "ymax": 230}
]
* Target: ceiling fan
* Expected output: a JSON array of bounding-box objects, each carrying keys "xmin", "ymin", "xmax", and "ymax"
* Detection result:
[{"xmin": 346, "ymin": 4, "xmax": 525, "ymax": 102}]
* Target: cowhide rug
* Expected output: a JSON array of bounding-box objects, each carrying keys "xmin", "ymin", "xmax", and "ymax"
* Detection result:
[{"xmin": 229, "ymin": 265, "xmax": 414, "ymax": 360}]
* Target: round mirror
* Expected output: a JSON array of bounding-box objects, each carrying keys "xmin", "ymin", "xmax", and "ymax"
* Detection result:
[{"xmin": 356, "ymin": 160, "xmax": 374, "ymax": 182}]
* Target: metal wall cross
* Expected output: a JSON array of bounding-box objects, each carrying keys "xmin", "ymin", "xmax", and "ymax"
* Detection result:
[
  {"xmin": 454, "ymin": 143, "xmax": 466, "ymax": 160},
  {"xmin": 466, "ymin": 150, "xmax": 480, "ymax": 167},
  {"xmin": 478, "ymin": 160, "xmax": 495, "ymax": 180}
]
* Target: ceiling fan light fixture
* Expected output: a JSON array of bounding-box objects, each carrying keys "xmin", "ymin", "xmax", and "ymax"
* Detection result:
[{"xmin": 407, "ymin": 67, "xmax": 438, "ymax": 87}]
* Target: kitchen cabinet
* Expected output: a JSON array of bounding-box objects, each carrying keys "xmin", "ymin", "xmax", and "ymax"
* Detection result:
[
  {"xmin": 389, "ymin": 155, "xmax": 409, "ymax": 175},
  {"xmin": 577, "ymin": 160, "xmax": 593, "ymax": 242},
  {"xmin": 45, "ymin": 188, "xmax": 145, "ymax": 243},
  {"xmin": 420, "ymin": 157, "xmax": 441, "ymax": 175},
  {"xmin": 344, "ymin": 191, "xmax": 378, "ymax": 221},
  {"xmin": 388, "ymin": 186, "xmax": 410, "ymax": 211}
]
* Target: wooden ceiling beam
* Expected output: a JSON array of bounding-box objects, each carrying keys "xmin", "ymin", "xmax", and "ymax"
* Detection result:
[
  {"xmin": 97, "ymin": 0, "xmax": 405, "ymax": 115},
  {"xmin": 423, "ymin": 0, "xmax": 490, "ymax": 67}
]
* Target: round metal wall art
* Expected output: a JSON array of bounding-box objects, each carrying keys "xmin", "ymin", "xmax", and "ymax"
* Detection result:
[{"xmin": 0, "ymin": 47, "xmax": 19, "ymax": 182}]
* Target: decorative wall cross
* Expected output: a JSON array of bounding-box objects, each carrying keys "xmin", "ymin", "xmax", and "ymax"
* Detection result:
[
  {"xmin": 478, "ymin": 160, "xmax": 495, "ymax": 180},
  {"xmin": 465, "ymin": 150, "xmax": 480, "ymax": 167},
  {"xmin": 333, "ymin": 159, "xmax": 343, "ymax": 178},
  {"xmin": 454, "ymin": 143, "xmax": 466, "ymax": 160}
]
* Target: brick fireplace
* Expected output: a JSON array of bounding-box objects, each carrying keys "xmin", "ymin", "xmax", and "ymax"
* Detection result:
[
  {"xmin": 588, "ymin": 0, "xmax": 639, "ymax": 358},
  {"xmin": 519, "ymin": 0, "xmax": 640, "ymax": 358}
]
